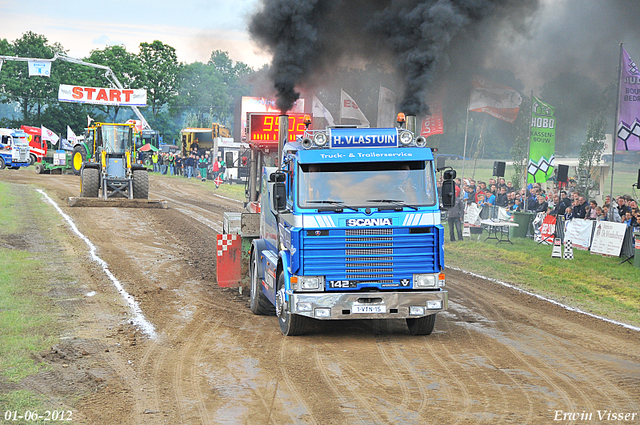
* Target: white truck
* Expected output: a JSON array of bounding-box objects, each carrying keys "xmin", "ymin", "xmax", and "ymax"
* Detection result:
[{"xmin": 0, "ymin": 129, "xmax": 31, "ymax": 169}]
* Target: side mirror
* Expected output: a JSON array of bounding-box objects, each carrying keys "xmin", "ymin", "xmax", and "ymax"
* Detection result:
[
  {"xmin": 441, "ymin": 180, "xmax": 456, "ymax": 209},
  {"xmin": 443, "ymin": 169, "xmax": 456, "ymax": 180},
  {"xmin": 225, "ymin": 151, "xmax": 234, "ymax": 168},
  {"xmin": 269, "ymin": 171, "xmax": 286, "ymax": 182},
  {"xmin": 273, "ymin": 182, "xmax": 287, "ymax": 211}
]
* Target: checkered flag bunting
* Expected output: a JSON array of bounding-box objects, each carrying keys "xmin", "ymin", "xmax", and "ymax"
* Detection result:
[
  {"xmin": 527, "ymin": 155, "xmax": 555, "ymax": 178},
  {"xmin": 563, "ymin": 239, "xmax": 574, "ymax": 260}
]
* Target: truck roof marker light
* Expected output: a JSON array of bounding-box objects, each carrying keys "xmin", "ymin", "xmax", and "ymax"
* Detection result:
[
  {"xmin": 303, "ymin": 115, "xmax": 312, "ymax": 129},
  {"xmin": 397, "ymin": 113, "xmax": 406, "ymax": 127}
]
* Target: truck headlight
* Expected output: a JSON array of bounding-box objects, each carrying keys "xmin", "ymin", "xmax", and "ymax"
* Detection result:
[
  {"xmin": 413, "ymin": 273, "xmax": 437, "ymax": 288},
  {"xmin": 399, "ymin": 130, "xmax": 413, "ymax": 146},
  {"xmin": 313, "ymin": 132, "xmax": 328, "ymax": 147},
  {"xmin": 291, "ymin": 275, "xmax": 325, "ymax": 291}
]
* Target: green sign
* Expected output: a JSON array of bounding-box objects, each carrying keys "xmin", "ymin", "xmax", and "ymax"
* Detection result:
[{"xmin": 527, "ymin": 96, "xmax": 556, "ymax": 184}]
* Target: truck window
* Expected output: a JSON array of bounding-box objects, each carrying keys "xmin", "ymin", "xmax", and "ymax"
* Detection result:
[{"xmin": 298, "ymin": 160, "xmax": 436, "ymax": 208}]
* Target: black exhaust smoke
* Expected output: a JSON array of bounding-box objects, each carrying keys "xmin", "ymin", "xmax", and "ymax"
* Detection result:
[{"xmin": 249, "ymin": 0, "xmax": 539, "ymax": 115}]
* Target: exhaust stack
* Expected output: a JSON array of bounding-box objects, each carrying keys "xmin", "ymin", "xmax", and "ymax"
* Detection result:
[
  {"xmin": 277, "ymin": 114, "xmax": 289, "ymax": 170},
  {"xmin": 406, "ymin": 115, "xmax": 417, "ymax": 134}
]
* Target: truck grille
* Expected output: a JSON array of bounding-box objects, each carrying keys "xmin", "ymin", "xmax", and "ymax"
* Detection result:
[{"xmin": 302, "ymin": 227, "xmax": 440, "ymax": 288}]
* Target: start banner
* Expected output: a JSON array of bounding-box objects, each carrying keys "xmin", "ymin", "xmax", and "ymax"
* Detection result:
[{"xmin": 58, "ymin": 84, "xmax": 147, "ymax": 107}]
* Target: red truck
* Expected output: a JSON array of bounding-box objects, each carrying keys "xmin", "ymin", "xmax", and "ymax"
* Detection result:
[{"xmin": 20, "ymin": 125, "xmax": 47, "ymax": 165}]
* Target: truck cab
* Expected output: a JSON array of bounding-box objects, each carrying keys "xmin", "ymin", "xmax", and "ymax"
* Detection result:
[
  {"xmin": 0, "ymin": 129, "xmax": 31, "ymax": 169},
  {"xmin": 249, "ymin": 121, "xmax": 455, "ymax": 336}
]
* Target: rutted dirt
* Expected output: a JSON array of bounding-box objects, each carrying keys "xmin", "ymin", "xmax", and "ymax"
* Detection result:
[{"xmin": 1, "ymin": 168, "xmax": 639, "ymax": 424}]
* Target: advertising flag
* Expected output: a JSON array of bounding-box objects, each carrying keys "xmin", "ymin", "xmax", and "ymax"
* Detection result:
[
  {"xmin": 67, "ymin": 126, "xmax": 77, "ymax": 144},
  {"xmin": 28, "ymin": 61, "xmax": 51, "ymax": 77},
  {"xmin": 312, "ymin": 95, "xmax": 335, "ymax": 127},
  {"xmin": 616, "ymin": 48, "xmax": 640, "ymax": 151},
  {"xmin": 340, "ymin": 90, "xmax": 370, "ymax": 126},
  {"xmin": 527, "ymin": 96, "xmax": 556, "ymax": 184},
  {"xmin": 41, "ymin": 125, "xmax": 59, "ymax": 145},
  {"xmin": 420, "ymin": 94, "xmax": 444, "ymax": 138},
  {"xmin": 469, "ymin": 76, "xmax": 522, "ymax": 123},
  {"xmin": 376, "ymin": 86, "xmax": 397, "ymax": 128}
]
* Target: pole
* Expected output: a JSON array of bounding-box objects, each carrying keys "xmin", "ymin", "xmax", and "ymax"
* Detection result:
[
  {"xmin": 461, "ymin": 94, "xmax": 470, "ymax": 182},
  {"xmin": 524, "ymin": 91, "xmax": 533, "ymax": 212},
  {"xmin": 609, "ymin": 43, "xmax": 623, "ymax": 211}
]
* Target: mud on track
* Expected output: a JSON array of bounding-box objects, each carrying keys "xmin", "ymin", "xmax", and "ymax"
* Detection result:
[{"xmin": 1, "ymin": 168, "xmax": 639, "ymax": 424}]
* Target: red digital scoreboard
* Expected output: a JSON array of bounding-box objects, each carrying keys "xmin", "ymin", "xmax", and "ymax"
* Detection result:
[{"xmin": 247, "ymin": 113, "xmax": 310, "ymax": 147}]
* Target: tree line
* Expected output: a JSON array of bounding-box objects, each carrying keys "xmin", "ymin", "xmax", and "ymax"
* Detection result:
[{"xmin": 0, "ymin": 32, "xmax": 255, "ymax": 143}]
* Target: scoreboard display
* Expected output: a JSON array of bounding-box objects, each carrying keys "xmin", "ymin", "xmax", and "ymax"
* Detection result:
[{"xmin": 248, "ymin": 113, "xmax": 310, "ymax": 146}]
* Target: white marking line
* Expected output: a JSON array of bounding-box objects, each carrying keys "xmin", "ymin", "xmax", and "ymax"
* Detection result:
[
  {"xmin": 37, "ymin": 189, "xmax": 157, "ymax": 339},
  {"xmin": 447, "ymin": 266, "xmax": 640, "ymax": 333}
]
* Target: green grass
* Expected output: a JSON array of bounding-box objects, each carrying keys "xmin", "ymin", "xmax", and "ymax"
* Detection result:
[
  {"xmin": 444, "ymin": 226, "xmax": 640, "ymax": 326},
  {"xmin": 0, "ymin": 181, "xmax": 72, "ymax": 420},
  {"xmin": 0, "ymin": 182, "xmax": 60, "ymax": 382}
]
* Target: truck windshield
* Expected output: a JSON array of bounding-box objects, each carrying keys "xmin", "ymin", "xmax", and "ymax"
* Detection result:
[
  {"xmin": 298, "ymin": 160, "xmax": 437, "ymax": 208},
  {"xmin": 102, "ymin": 125, "xmax": 130, "ymax": 153},
  {"xmin": 12, "ymin": 135, "xmax": 29, "ymax": 147}
]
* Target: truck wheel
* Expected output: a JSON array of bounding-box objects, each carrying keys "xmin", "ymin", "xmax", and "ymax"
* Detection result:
[
  {"xmin": 34, "ymin": 163, "xmax": 44, "ymax": 174},
  {"xmin": 0, "ymin": 157, "xmax": 5, "ymax": 170},
  {"xmin": 29, "ymin": 154, "xmax": 37, "ymax": 166},
  {"xmin": 80, "ymin": 168, "xmax": 100, "ymax": 197},
  {"xmin": 406, "ymin": 314, "xmax": 437, "ymax": 336},
  {"xmin": 249, "ymin": 252, "xmax": 276, "ymax": 315},
  {"xmin": 132, "ymin": 169, "xmax": 149, "ymax": 199},
  {"xmin": 72, "ymin": 145, "xmax": 87, "ymax": 176},
  {"xmin": 276, "ymin": 273, "xmax": 309, "ymax": 336}
]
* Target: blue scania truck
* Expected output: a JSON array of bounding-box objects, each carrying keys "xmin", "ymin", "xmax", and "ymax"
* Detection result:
[{"xmin": 247, "ymin": 114, "xmax": 456, "ymax": 336}]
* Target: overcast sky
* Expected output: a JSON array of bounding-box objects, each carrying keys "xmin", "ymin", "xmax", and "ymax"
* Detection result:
[{"xmin": 0, "ymin": 0, "xmax": 270, "ymax": 68}]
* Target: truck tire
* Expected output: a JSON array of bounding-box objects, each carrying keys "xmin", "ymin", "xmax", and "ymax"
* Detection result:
[
  {"xmin": 406, "ymin": 314, "xmax": 436, "ymax": 336},
  {"xmin": 29, "ymin": 154, "xmax": 37, "ymax": 166},
  {"xmin": 276, "ymin": 273, "xmax": 309, "ymax": 336},
  {"xmin": 80, "ymin": 167, "xmax": 100, "ymax": 197},
  {"xmin": 34, "ymin": 163, "xmax": 45, "ymax": 174},
  {"xmin": 132, "ymin": 169, "xmax": 149, "ymax": 199},
  {"xmin": 249, "ymin": 253, "xmax": 276, "ymax": 315},
  {"xmin": 0, "ymin": 157, "xmax": 5, "ymax": 170},
  {"xmin": 72, "ymin": 145, "xmax": 87, "ymax": 176}
]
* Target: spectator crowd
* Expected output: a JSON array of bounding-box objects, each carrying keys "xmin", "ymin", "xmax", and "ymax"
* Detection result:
[{"xmin": 146, "ymin": 147, "xmax": 226, "ymax": 183}]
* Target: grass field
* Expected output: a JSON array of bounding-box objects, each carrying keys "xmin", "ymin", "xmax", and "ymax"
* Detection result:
[{"xmin": 0, "ymin": 181, "xmax": 64, "ymax": 412}]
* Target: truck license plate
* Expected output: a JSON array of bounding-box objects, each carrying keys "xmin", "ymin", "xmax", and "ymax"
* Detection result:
[{"xmin": 353, "ymin": 305, "xmax": 386, "ymax": 314}]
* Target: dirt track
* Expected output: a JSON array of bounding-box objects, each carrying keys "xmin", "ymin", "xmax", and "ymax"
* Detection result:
[{"xmin": 1, "ymin": 169, "xmax": 639, "ymax": 425}]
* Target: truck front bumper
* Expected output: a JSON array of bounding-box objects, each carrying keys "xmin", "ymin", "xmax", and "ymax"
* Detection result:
[{"xmin": 287, "ymin": 290, "xmax": 447, "ymax": 320}]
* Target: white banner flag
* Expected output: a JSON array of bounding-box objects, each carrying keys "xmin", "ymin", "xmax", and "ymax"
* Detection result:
[
  {"xmin": 312, "ymin": 95, "xmax": 335, "ymax": 127},
  {"xmin": 41, "ymin": 125, "xmax": 59, "ymax": 145},
  {"xmin": 377, "ymin": 86, "xmax": 397, "ymax": 128},
  {"xmin": 28, "ymin": 61, "xmax": 51, "ymax": 77},
  {"xmin": 67, "ymin": 126, "xmax": 77, "ymax": 144},
  {"xmin": 564, "ymin": 218, "xmax": 595, "ymax": 251},
  {"xmin": 340, "ymin": 89, "xmax": 370, "ymax": 126}
]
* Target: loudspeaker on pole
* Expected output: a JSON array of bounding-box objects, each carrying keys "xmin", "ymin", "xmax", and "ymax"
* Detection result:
[
  {"xmin": 493, "ymin": 161, "xmax": 506, "ymax": 177},
  {"xmin": 557, "ymin": 164, "xmax": 569, "ymax": 183}
]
